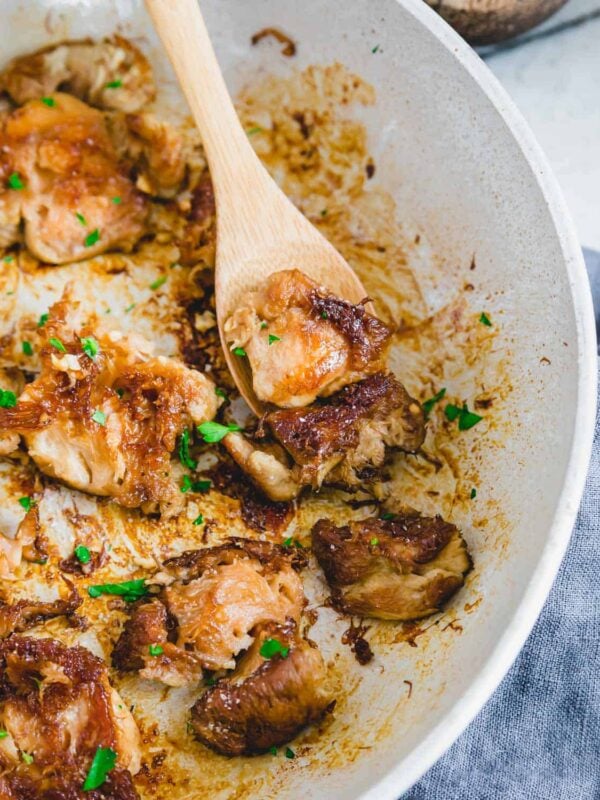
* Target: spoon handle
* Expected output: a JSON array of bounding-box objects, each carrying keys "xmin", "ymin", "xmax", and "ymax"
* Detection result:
[{"xmin": 144, "ymin": 0, "xmax": 261, "ymax": 200}]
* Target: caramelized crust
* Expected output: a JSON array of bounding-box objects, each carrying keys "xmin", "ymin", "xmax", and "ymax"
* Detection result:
[
  {"xmin": 261, "ymin": 372, "xmax": 425, "ymax": 490},
  {"xmin": 113, "ymin": 540, "xmax": 307, "ymax": 682},
  {"xmin": 0, "ymin": 36, "xmax": 155, "ymax": 112},
  {"xmin": 224, "ymin": 269, "xmax": 392, "ymax": 407},
  {"xmin": 0, "ymin": 636, "xmax": 141, "ymax": 799},
  {"xmin": 0, "ymin": 582, "xmax": 81, "ymax": 638},
  {"xmin": 312, "ymin": 513, "xmax": 471, "ymax": 620},
  {"xmin": 0, "ymin": 93, "xmax": 148, "ymax": 264},
  {"xmin": 191, "ymin": 620, "xmax": 332, "ymax": 756},
  {"xmin": 0, "ymin": 295, "xmax": 220, "ymax": 516}
]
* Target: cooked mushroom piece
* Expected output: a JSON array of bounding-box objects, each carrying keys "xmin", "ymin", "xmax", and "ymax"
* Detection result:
[
  {"xmin": 0, "ymin": 636, "xmax": 141, "ymax": 799},
  {"xmin": 0, "ymin": 92, "xmax": 148, "ymax": 264},
  {"xmin": 224, "ymin": 269, "xmax": 392, "ymax": 407},
  {"xmin": 224, "ymin": 372, "xmax": 425, "ymax": 501},
  {"xmin": 112, "ymin": 540, "xmax": 307, "ymax": 684},
  {"xmin": 190, "ymin": 619, "xmax": 333, "ymax": 756},
  {"xmin": 0, "ymin": 36, "xmax": 155, "ymax": 112},
  {"xmin": 312, "ymin": 512, "xmax": 472, "ymax": 620},
  {"xmin": 0, "ymin": 295, "xmax": 220, "ymax": 516}
]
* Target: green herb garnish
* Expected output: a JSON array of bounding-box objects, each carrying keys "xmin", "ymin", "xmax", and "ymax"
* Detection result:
[
  {"xmin": 320, "ymin": 311, "xmax": 328, "ymax": 319},
  {"xmin": 259, "ymin": 638, "xmax": 290, "ymax": 660},
  {"xmin": 215, "ymin": 387, "xmax": 227, "ymax": 400},
  {"xmin": 282, "ymin": 537, "xmax": 303, "ymax": 549},
  {"xmin": 445, "ymin": 403, "xmax": 483, "ymax": 431},
  {"xmin": 8, "ymin": 173, "xmax": 24, "ymax": 190},
  {"xmin": 148, "ymin": 644, "xmax": 164, "ymax": 656},
  {"xmin": 260, "ymin": 321, "xmax": 268, "ymax": 330},
  {"xmin": 268, "ymin": 334, "xmax": 281, "ymax": 345},
  {"xmin": 0, "ymin": 730, "xmax": 8, "ymax": 738},
  {"xmin": 479, "ymin": 312, "xmax": 492, "ymax": 327},
  {"xmin": 0, "ymin": 389, "xmax": 17, "ymax": 408},
  {"xmin": 180, "ymin": 475, "xmax": 211, "ymax": 494},
  {"xmin": 192, "ymin": 514, "xmax": 204, "ymax": 526},
  {"xmin": 268, "ymin": 745, "xmax": 278, "ymax": 755},
  {"xmin": 22, "ymin": 341, "xmax": 33, "ymax": 356},
  {"xmin": 18, "ymin": 496, "xmax": 33, "ymax": 511},
  {"xmin": 370, "ymin": 537, "xmax": 379, "ymax": 546},
  {"xmin": 38, "ymin": 312, "xmax": 49, "ymax": 328},
  {"xmin": 125, "ymin": 303, "xmax": 135, "ymax": 313},
  {"xmin": 41, "ymin": 96, "xmax": 55, "ymax": 107},
  {"xmin": 80, "ymin": 336, "xmax": 99, "ymax": 359},
  {"xmin": 88, "ymin": 579, "xmax": 148, "ymax": 603},
  {"xmin": 3, "ymin": 255, "xmax": 13, "ymax": 263},
  {"xmin": 74, "ymin": 545, "xmax": 91, "ymax": 564},
  {"xmin": 49, "ymin": 337, "xmax": 66, "ymax": 353},
  {"xmin": 197, "ymin": 420, "xmax": 241, "ymax": 443},
  {"xmin": 83, "ymin": 746, "xmax": 117, "ymax": 791},
  {"xmin": 149, "ymin": 275, "xmax": 167, "ymax": 291},
  {"xmin": 371, "ymin": 44, "xmax": 380, "ymax": 53},
  {"xmin": 381, "ymin": 512, "xmax": 395, "ymax": 521},
  {"xmin": 22, "ymin": 752, "xmax": 34, "ymax": 765},
  {"xmin": 320, "ymin": 208, "xmax": 328, "ymax": 217},
  {"xmin": 470, "ymin": 487, "xmax": 477, "ymax": 499},
  {"xmin": 422, "ymin": 387, "xmax": 446, "ymax": 417},
  {"xmin": 285, "ymin": 747, "xmax": 295, "ymax": 759},
  {"xmin": 105, "ymin": 79, "xmax": 123, "ymax": 89},
  {"xmin": 178, "ymin": 428, "xmax": 198, "ymax": 470},
  {"xmin": 91, "ymin": 409, "xmax": 106, "ymax": 426},
  {"xmin": 232, "ymin": 346, "xmax": 246, "ymax": 357},
  {"xmin": 84, "ymin": 228, "xmax": 100, "ymax": 247},
  {"xmin": 111, "ymin": 196, "xmax": 122, "ymax": 204},
  {"xmin": 246, "ymin": 126, "xmax": 263, "ymax": 135},
  {"xmin": 75, "ymin": 212, "xmax": 87, "ymax": 226}
]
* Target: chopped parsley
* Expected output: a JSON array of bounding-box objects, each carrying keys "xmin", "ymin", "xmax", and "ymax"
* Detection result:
[
  {"xmin": 74, "ymin": 545, "xmax": 91, "ymax": 564},
  {"xmin": 320, "ymin": 311, "xmax": 328, "ymax": 319},
  {"xmin": 260, "ymin": 321, "xmax": 268, "ymax": 330},
  {"xmin": 38, "ymin": 312, "xmax": 49, "ymax": 328},
  {"xmin": 370, "ymin": 537, "xmax": 379, "ymax": 546},
  {"xmin": 3, "ymin": 255, "xmax": 13, "ymax": 263},
  {"xmin": 380, "ymin": 512, "xmax": 395, "ymax": 521},
  {"xmin": 178, "ymin": 428, "xmax": 198, "ymax": 470},
  {"xmin": 88, "ymin": 579, "xmax": 148, "ymax": 603},
  {"xmin": 282, "ymin": 537, "xmax": 303, "ymax": 549},
  {"xmin": 49, "ymin": 337, "xmax": 66, "ymax": 353},
  {"xmin": 22, "ymin": 752, "xmax": 34, "ymax": 765},
  {"xmin": 18, "ymin": 496, "xmax": 33, "ymax": 511},
  {"xmin": 180, "ymin": 475, "xmax": 211, "ymax": 493},
  {"xmin": 80, "ymin": 336, "xmax": 99, "ymax": 359},
  {"xmin": 422, "ymin": 387, "xmax": 446, "ymax": 417},
  {"xmin": 479, "ymin": 312, "xmax": 492, "ymax": 327},
  {"xmin": 445, "ymin": 403, "xmax": 483, "ymax": 431},
  {"xmin": 22, "ymin": 341, "xmax": 33, "ymax": 356},
  {"xmin": 268, "ymin": 334, "xmax": 281, "ymax": 345},
  {"xmin": 197, "ymin": 420, "xmax": 241, "ymax": 443},
  {"xmin": 75, "ymin": 212, "xmax": 87, "ymax": 226},
  {"xmin": 372, "ymin": 44, "xmax": 380, "ymax": 53},
  {"xmin": 83, "ymin": 746, "xmax": 117, "ymax": 791},
  {"xmin": 192, "ymin": 514, "xmax": 204, "ymax": 526},
  {"xmin": 215, "ymin": 387, "xmax": 228, "ymax": 400},
  {"xmin": 124, "ymin": 303, "xmax": 135, "ymax": 313},
  {"xmin": 246, "ymin": 126, "xmax": 263, "ymax": 136},
  {"xmin": 41, "ymin": 96, "xmax": 55, "ymax": 107},
  {"xmin": 232, "ymin": 346, "xmax": 246, "ymax": 357},
  {"xmin": 470, "ymin": 487, "xmax": 477, "ymax": 499},
  {"xmin": 0, "ymin": 389, "xmax": 17, "ymax": 408},
  {"xmin": 268, "ymin": 745, "xmax": 278, "ymax": 755},
  {"xmin": 205, "ymin": 676, "xmax": 217, "ymax": 686},
  {"xmin": 149, "ymin": 275, "xmax": 167, "ymax": 291},
  {"xmin": 115, "ymin": 388, "xmax": 124, "ymax": 398},
  {"xmin": 91, "ymin": 409, "xmax": 106, "ymax": 426},
  {"xmin": 84, "ymin": 228, "xmax": 100, "ymax": 248},
  {"xmin": 259, "ymin": 638, "xmax": 290, "ymax": 660},
  {"xmin": 8, "ymin": 172, "xmax": 24, "ymax": 190},
  {"xmin": 105, "ymin": 79, "xmax": 123, "ymax": 89},
  {"xmin": 148, "ymin": 644, "xmax": 164, "ymax": 656},
  {"xmin": 285, "ymin": 747, "xmax": 295, "ymax": 759},
  {"xmin": 0, "ymin": 730, "xmax": 8, "ymax": 739},
  {"xmin": 111, "ymin": 196, "xmax": 122, "ymax": 204}
]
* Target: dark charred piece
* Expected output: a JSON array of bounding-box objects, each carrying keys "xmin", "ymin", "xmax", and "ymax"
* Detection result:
[
  {"xmin": 0, "ymin": 583, "xmax": 82, "ymax": 638},
  {"xmin": 312, "ymin": 512, "xmax": 471, "ymax": 620},
  {"xmin": 190, "ymin": 620, "xmax": 332, "ymax": 756}
]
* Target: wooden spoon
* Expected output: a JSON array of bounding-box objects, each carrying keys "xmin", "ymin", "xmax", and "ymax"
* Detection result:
[{"xmin": 144, "ymin": 0, "xmax": 369, "ymax": 415}]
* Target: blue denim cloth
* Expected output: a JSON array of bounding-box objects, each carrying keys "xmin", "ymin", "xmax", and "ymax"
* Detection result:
[{"xmin": 404, "ymin": 250, "xmax": 600, "ymax": 800}]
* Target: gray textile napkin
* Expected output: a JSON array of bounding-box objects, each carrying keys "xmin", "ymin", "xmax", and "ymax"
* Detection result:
[{"xmin": 403, "ymin": 250, "xmax": 600, "ymax": 800}]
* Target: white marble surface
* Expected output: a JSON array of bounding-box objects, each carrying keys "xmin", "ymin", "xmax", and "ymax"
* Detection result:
[{"xmin": 481, "ymin": 0, "xmax": 600, "ymax": 250}]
